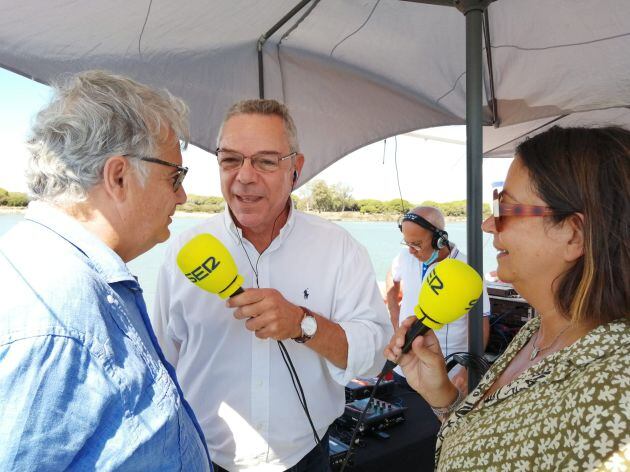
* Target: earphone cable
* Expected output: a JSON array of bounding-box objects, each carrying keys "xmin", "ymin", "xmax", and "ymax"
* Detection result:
[
  {"xmin": 233, "ymin": 201, "xmax": 324, "ymax": 457},
  {"xmin": 277, "ymin": 341, "xmax": 324, "ymax": 454}
]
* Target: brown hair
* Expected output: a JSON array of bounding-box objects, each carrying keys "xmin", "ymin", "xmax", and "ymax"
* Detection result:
[
  {"xmin": 216, "ymin": 99, "xmax": 299, "ymax": 153},
  {"xmin": 516, "ymin": 126, "xmax": 630, "ymax": 325}
]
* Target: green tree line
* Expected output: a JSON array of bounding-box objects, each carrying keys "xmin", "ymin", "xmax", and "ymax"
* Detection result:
[
  {"xmin": 1, "ymin": 182, "xmax": 490, "ymax": 217},
  {"xmin": 177, "ymin": 195, "xmax": 225, "ymax": 213},
  {"xmin": 294, "ymin": 180, "xmax": 490, "ymax": 217},
  {"xmin": 0, "ymin": 188, "xmax": 29, "ymax": 207}
]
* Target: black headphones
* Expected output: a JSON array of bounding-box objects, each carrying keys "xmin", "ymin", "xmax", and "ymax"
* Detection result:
[{"xmin": 398, "ymin": 212, "xmax": 450, "ymax": 250}]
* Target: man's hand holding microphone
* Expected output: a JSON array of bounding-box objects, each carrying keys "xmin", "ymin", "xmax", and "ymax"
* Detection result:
[
  {"xmin": 227, "ymin": 288, "xmax": 304, "ymax": 341},
  {"xmin": 176, "ymin": 233, "xmax": 304, "ymax": 341}
]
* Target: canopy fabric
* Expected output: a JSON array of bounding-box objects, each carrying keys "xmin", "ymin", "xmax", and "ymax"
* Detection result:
[
  {"xmin": 483, "ymin": 107, "xmax": 630, "ymax": 158},
  {"xmin": 1, "ymin": 0, "xmax": 629, "ymax": 181}
]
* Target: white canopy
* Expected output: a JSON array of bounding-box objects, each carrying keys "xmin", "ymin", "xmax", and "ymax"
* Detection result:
[
  {"xmin": 2, "ymin": 0, "xmax": 629, "ymax": 360},
  {"xmin": 1, "ymin": 0, "xmax": 629, "ymax": 181}
]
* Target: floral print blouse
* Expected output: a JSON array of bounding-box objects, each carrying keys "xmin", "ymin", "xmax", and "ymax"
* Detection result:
[{"xmin": 435, "ymin": 316, "xmax": 629, "ymax": 471}]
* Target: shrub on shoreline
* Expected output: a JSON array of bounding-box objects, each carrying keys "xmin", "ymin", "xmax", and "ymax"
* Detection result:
[
  {"xmin": 0, "ymin": 187, "xmax": 490, "ymax": 219},
  {"xmin": 0, "ymin": 188, "xmax": 29, "ymax": 207}
]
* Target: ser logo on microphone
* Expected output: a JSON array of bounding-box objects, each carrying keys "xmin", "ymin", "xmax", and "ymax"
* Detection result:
[
  {"xmin": 465, "ymin": 298, "xmax": 478, "ymax": 311},
  {"xmin": 185, "ymin": 256, "xmax": 221, "ymax": 283},
  {"xmin": 426, "ymin": 270, "xmax": 444, "ymax": 296}
]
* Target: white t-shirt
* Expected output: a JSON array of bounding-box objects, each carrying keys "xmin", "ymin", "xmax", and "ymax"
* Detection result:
[
  {"xmin": 152, "ymin": 207, "xmax": 392, "ymax": 471},
  {"xmin": 390, "ymin": 245, "xmax": 490, "ymax": 363}
]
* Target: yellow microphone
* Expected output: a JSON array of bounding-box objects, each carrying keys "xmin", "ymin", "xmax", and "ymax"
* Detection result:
[
  {"xmin": 381, "ymin": 258, "xmax": 483, "ymax": 375},
  {"xmin": 176, "ymin": 233, "xmax": 245, "ymax": 299}
]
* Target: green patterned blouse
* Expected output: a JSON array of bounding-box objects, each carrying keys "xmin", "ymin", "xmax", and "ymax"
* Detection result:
[{"xmin": 435, "ymin": 317, "xmax": 629, "ymax": 471}]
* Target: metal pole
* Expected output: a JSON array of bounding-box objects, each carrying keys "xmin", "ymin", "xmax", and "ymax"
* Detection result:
[
  {"xmin": 257, "ymin": 0, "xmax": 312, "ymax": 99},
  {"xmin": 464, "ymin": 4, "xmax": 485, "ymax": 391}
]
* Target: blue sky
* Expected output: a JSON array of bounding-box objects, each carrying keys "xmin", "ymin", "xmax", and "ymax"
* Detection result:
[{"xmin": 0, "ymin": 68, "xmax": 511, "ymax": 203}]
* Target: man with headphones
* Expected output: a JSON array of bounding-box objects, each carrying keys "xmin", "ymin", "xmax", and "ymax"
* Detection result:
[
  {"xmin": 153, "ymin": 99, "xmax": 391, "ymax": 472},
  {"xmin": 385, "ymin": 206, "xmax": 490, "ymax": 392}
]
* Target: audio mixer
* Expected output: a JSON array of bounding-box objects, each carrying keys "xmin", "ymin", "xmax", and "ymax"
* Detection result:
[{"xmin": 339, "ymin": 398, "xmax": 406, "ymax": 433}]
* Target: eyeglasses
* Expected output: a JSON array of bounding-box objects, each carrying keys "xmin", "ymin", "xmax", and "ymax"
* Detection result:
[
  {"xmin": 216, "ymin": 148, "xmax": 297, "ymax": 173},
  {"xmin": 400, "ymin": 239, "xmax": 423, "ymax": 251},
  {"xmin": 127, "ymin": 155, "xmax": 188, "ymax": 192},
  {"xmin": 492, "ymin": 189, "xmax": 572, "ymax": 231}
]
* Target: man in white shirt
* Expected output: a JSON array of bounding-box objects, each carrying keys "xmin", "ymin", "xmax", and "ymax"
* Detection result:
[
  {"xmin": 152, "ymin": 99, "xmax": 391, "ymax": 472},
  {"xmin": 385, "ymin": 206, "xmax": 490, "ymax": 392}
]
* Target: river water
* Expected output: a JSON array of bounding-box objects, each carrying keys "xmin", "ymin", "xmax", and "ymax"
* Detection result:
[{"xmin": 0, "ymin": 213, "xmax": 498, "ymax": 312}]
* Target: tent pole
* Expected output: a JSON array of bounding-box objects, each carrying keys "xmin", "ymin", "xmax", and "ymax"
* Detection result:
[
  {"xmin": 462, "ymin": 0, "xmax": 488, "ymax": 391},
  {"xmin": 257, "ymin": 0, "xmax": 312, "ymax": 99},
  {"xmin": 406, "ymin": 0, "xmax": 494, "ymax": 390}
]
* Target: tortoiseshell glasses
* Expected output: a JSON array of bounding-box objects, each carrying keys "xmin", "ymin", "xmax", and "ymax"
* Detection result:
[{"xmin": 492, "ymin": 189, "xmax": 572, "ymax": 231}]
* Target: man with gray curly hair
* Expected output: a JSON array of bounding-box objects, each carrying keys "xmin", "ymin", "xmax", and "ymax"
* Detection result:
[{"xmin": 0, "ymin": 70, "xmax": 211, "ymax": 470}]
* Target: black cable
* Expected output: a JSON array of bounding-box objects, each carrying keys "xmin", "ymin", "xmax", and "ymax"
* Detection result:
[
  {"xmin": 137, "ymin": 0, "xmax": 154, "ymax": 57},
  {"xmin": 382, "ymin": 139, "xmax": 387, "ymax": 165},
  {"xmin": 382, "ymin": 136, "xmax": 407, "ymax": 214},
  {"xmin": 392, "ymin": 136, "xmax": 406, "ymax": 213},
  {"xmin": 490, "ymin": 307, "xmax": 520, "ymax": 327},
  {"xmin": 338, "ymin": 350, "xmax": 490, "ymax": 472},
  {"xmin": 329, "ymin": 0, "xmax": 381, "ymax": 57},
  {"xmin": 233, "ymin": 200, "xmax": 324, "ymax": 459},
  {"xmin": 237, "ymin": 232, "xmax": 261, "ymax": 288},
  {"xmin": 339, "ymin": 351, "xmax": 489, "ymax": 472},
  {"xmin": 339, "ymin": 374, "xmax": 385, "ymax": 472},
  {"xmin": 490, "ymin": 327, "xmax": 510, "ymax": 353},
  {"xmin": 235, "ymin": 197, "xmax": 289, "ymax": 285},
  {"xmin": 444, "ymin": 351, "xmax": 491, "ymax": 377},
  {"xmin": 277, "ymin": 341, "xmax": 325, "ymax": 456}
]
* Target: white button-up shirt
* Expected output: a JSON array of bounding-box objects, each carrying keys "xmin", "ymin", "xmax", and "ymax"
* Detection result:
[{"xmin": 152, "ymin": 208, "xmax": 392, "ymax": 471}]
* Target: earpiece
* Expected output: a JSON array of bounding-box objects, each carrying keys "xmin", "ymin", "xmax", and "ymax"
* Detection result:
[{"xmin": 293, "ymin": 170, "xmax": 298, "ymax": 183}]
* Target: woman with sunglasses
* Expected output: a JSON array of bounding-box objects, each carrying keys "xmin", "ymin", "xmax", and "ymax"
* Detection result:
[{"xmin": 385, "ymin": 126, "xmax": 629, "ymax": 470}]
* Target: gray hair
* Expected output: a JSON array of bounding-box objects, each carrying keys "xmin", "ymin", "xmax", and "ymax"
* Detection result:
[
  {"xmin": 26, "ymin": 70, "xmax": 189, "ymax": 204},
  {"xmin": 216, "ymin": 99, "xmax": 299, "ymax": 153},
  {"xmin": 413, "ymin": 206, "xmax": 446, "ymax": 230}
]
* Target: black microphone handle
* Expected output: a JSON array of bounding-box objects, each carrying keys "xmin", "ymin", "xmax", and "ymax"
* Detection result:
[
  {"xmin": 230, "ymin": 286, "xmax": 244, "ymax": 297},
  {"xmin": 380, "ymin": 318, "xmax": 431, "ymax": 377},
  {"xmin": 401, "ymin": 318, "xmax": 431, "ymax": 354}
]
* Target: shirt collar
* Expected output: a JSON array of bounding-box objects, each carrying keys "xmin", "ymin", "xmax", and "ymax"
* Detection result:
[
  {"xmin": 25, "ymin": 201, "xmax": 137, "ymax": 285},
  {"xmin": 448, "ymin": 244, "xmax": 458, "ymax": 259},
  {"xmin": 222, "ymin": 201, "xmax": 296, "ymax": 250}
]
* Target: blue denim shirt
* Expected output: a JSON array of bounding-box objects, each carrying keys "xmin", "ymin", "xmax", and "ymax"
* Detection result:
[{"xmin": 0, "ymin": 203, "xmax": 211, "ymax": 471}]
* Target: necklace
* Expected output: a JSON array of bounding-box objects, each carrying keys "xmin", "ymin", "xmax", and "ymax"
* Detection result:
[{"xmin": 529, "ymin": 324, "xmax": 571, "ymax": 361}]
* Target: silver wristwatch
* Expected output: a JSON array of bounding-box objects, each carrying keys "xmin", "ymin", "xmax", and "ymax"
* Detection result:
[{"xmin": 293, "ymin": 306, "xmax": 317, "ymax": 343}]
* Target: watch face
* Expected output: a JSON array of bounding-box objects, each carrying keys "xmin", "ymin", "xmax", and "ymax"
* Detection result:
[{"xmin": 301, "ymin": 315, "xmax": 317, "ymax": 336}]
